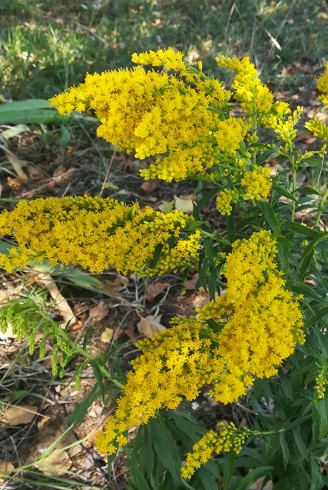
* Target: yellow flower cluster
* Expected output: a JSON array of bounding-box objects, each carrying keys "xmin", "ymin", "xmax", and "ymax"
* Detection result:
[
  {"xmin": 95, "ymin": 231, "xmax": 303, "ymax": 458},
  {"xmin": 50, "ymin": 49, "xmax": 231, "ymax": 182},
  {"xmin": 216, "ymin": 56, "xmax": 274, "ymax": 114},
  {"xmin": 216, "ymin": 118, "xmax": 249, "ymax": 153},
  {"xmin": 241, "ymin": 166, "xmax": 272, "ymax": 200},
  {"xmin": 140, "ymin": 141, "xmax": 216, "ymax": 182},
  {"xmin": 0, "ymin": 196, "xmax": 200, "ymax": 275},
  {"xmin": 314, "ymin": 366, "xmax": 328, "ymax": 399},
  {"xmin": 131, "ymin": 47, "xmax": 187, "ymax": 73},
  {"xmin": 197, "ymin": 230, "xmax": 304, "ymax": 403},
  {"xmin": 216, "ymin": 189, "xmax": 237, "ymax": 215},
  {"xmin": 305, "ymin": 119, "xmax": 328, "ymax": 143},
  {"xmin": 317, "ymin": 61, "xmax": 328, "ymax": 106},
  {"xmin": 95, "ymin": 319, "xmax": 222, "ymax": 455},
  {"xmin": 263, "ymin": 106, "xmax": 303, "ymax": 147},
  {"xmin": 216, "ymin": 166, "xmax": 272, "ymax": 215},
  {"xmin": 181, "ymin": 422, "xmax": 250, "ymax": 479}
]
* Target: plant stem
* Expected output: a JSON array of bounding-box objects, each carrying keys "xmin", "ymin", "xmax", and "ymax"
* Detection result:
[{"xmin": 314, "ymin": 186, "xmax": 328, "ymax": 227}]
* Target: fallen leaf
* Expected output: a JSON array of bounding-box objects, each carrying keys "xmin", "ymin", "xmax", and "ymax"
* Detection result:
[
  {"xmin": 37, "ymin": 415, "xmax": 51, "ymax": 430},
  {"xmin": 0, "ymin": 462, "xmax": 15, "ymax": 482},
  {"xmin": 88, "ymin": 301, "xmax": 109, "ymax": 323},
  {"xmin": 137, "ymin": 315, "xmax": 166, "ymax": 338},
  {"xmin": 2, "ymin": 147, "xmax": 28, "ymax": 181},
  {"xmin": 31, "ymin": 270, "xmax": 76, "ymax": 325},
  {"xmin": 34, "ymin": 450, "xmax": 72, "ymax": 475},
  {"xmin": 192, "ymin": 288, "xmax": 209, "ymax": 309},
  {"xmin": 100, "ymin": 328, "xmax": 114, "ymax": 343},
  {"xmin": 141, "ymin": 181, "xmax": 159, "ymax": 193},
  {"xmin": 2, "ymin": 405, "xmax": 38, "ymax": 425},
  {"xmin": 145, "ymin": 282, "xmax": 170, "ymax": 301},
  {"xmin": 175, "ymin": 194, "xmax": 196, "ymax": 213},
  {"xmin": 100, "ymin": 275, "xmax": 129, "ymax": 296},
  {"xmin": 183, "ymin": 273, "xmax": 199, "ymax": 290}
]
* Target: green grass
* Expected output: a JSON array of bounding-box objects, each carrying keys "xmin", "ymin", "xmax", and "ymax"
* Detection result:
[{"xmin": 1, "ymin": 0, "xmax": 327, "ymax": 100}]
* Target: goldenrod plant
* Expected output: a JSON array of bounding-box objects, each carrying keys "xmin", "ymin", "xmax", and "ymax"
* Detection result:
[{"xmin": 1, "ymin": 49, "xmax": 327, "ymax": 489}]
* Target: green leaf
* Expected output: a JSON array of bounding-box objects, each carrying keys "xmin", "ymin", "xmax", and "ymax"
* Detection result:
[
  {"xmin": 299, "ymin": 232, "xmax": 328, "ymax": 281},
  {"xmin": 299, "ymin": 249, "xmax": 314, "ymax": 281},
  {"xmin": 280, "ymin": 376, "xmax": 293, "ymax": 400},
  {"xmin": 151, "ymin": 418, "xmax": 181, "ymax": 479},
  {"xmin": 309, "ymin": 456, "xmax": 323, "ymax": 490},
  {"xmin": 313, "ymin": 398, "xmax": 328, "ymax": 439},
  {"xmin": 235, "ymin": 466, "xmax": 273, "ymax": 490},
  {"xmin": 197, "ymin": 188, "xmax": 219, "ymax": 210},
  {"xmin": 208, "ymin": 267, "xmax": 218, "ymax": 300},
  {"xmin": 196, "ymin": 466, "xmax": 218, "ymax": 490},
  {"xmin": 90, "ymin": 360, "xmax": 105, "ymax": 400},
  {"xmin": 293, "ymin": 426, "xmax": 308, "ymax": 459},
  {"xmin": 67, "ymin": 385, "xmax": 101, "ymax": 427},
  {"xmin": 199, "ymin": 257, "xmax": 209, "ymax": 290},
  {"xmin": 279, "ymin": 432, "xmax": 290, "ymax": 469},
  {"xmin": 256, "ymin": 147, "xmax": 277, "ymax": 164},
  {"xmin": 283, "ymin": 222, "xmax": 318, "ymax": 238},
  {"xmin": 142, "ymin": 425, "xmax": 155, "ymax": 474},
  {"xmin": 223, "ymin": 452, "xmax": 236, "ymax": 490},
  {"xmin": 0, "ymin": 99, "xmax": 71, "ymax": 124},
  {"xmin": 304, "ymin": 304, "xmax": 328, "ymax": 329},
  {"xmin": 258, "ymin": 202, "xmax": 279, "ymax": 231},
  {"xmin": 296, "ymin": 186, "xmax": 320, "ymax": 196},
  {"xmin": 299, "ymin": 158, "xmax": 328, "ymax": 169},
  {"xmin": 273, "ymin": 186, "xmax": 297, "ymax": 202}
]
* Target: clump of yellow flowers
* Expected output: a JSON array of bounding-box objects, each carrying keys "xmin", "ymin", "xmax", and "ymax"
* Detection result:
[
  {"xmin": 49, "ymin": 48, "xmax": 277, "ymax": 203},
  {"xmin": 181, "ymin": 422, "xmax": 251, "ymax": 479},
  {"xmin": 0, "ymin": 196, "xmax": 200, "ymax": 275},
  {"xmin": 95, "ymin": 230, "xmax": 304, "ymax": 476}
]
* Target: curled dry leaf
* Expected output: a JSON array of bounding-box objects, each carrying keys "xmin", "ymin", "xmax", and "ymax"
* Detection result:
[
  {"xmin": 31, "ymin": 269, "xmax": 77, "ymax": 325},
  {"xmin": 175, "ymin": 194, "xmax": 196, "ymax": 213},
  {"xmin": 88, "ymin": 301, "xmax": 109, "ymax": 323},
  {"xmin": 100, "ymin": 327, "xmax": 114, "ymax": 343},
  {"xmin": 2, "ymin": 147, "xmax": 29, "ymax": 181},
  {"xmin": 0, "ymin": 462, "xmax": 15, "ymax": 481},
  {"xmin": 34, "ymin": 450, "xmax": 72, "ymax": 476},
  {"xmin": 141, "ymin": 181, "xmax": 159, "ymax": 193},
  {"xmin": 183, "ymin": 273, "xmax": 199, "ymax": 290},
  {"xmin": 145, "ymin": 282, "xmax": 170, "ymax": 301},
  {"xmin": 137, "ymin": 314, "xmax": 166, "ymax": 338},
  {"xmin": 2, "ymin": 405, "xmax": 38, "ymax": 425}
]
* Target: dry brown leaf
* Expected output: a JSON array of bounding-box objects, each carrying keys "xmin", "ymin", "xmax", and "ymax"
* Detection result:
[
  {"xmin": 0, "ymin": 461, "xmax": 15, "ymax": 482},
  {"xmin": 137, "ymin": 314, "xmax": 166, "ymax": 338},
  {"xmin": 2, "ymin": 405, "xmax": 38, "ymax": 425},
  {"xmin": 100, "ymin": 328, "xmax": 114, "ymax": 343},
  {"xmin": 192, "ymin": 288, "xmax": 209, "ymax": 309},
  {"xmin": 32, "ymin": 270, "xmax": 76, "ymax": 324},
  {"xmin": 183, "ymin": 273, "xmax": 199, "ymax": 290},
  {"xmin": 0, "ymin": 290, "xmax": 10, "ymax": 304},
  {"xmin": 141, "ymin": 181, "xmax": 159, "ymax": 193},
  {"xmin": 2, "ymin": 147, "xmax": 28, "ymax": 181},
  {"xmin": 33, "ymin": 450, "xmax": 72, "ymax": 476},
  {"xmin": 88, "ymin": 301, "xmax": 109, "ymax": 323},
  {"xmin": 37, "ymin": 415, "xmax": 51, "ymax": 430},
  {"xmin": 175, "ymin": 194, "xmax": 196, "ymax": 213},
  {"xmin": 145, "ymin": 282, "xmax": 170, "ymax": 301},
  {"xmin": 100, "ymin": 275, "xmax": 129, "ymax": 296}
]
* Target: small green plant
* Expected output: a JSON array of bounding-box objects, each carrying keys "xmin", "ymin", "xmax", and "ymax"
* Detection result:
[{"xmin": 0, "ymin": 49, "xmax": 327, "ymax": 489}]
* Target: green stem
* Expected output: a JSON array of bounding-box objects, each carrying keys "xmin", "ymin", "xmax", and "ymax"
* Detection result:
[
  {"xmin": 314, "ymin": 186, "xmax": 328, "ymax": 227},
  {"xmin": 289, "ymin": 147, "xmax": 297, "ymax": 222},
  {"xmin": 291, "ymin": 170, "xmax": 297, "ymax": 222},
  {"xmin": 74, "ymin": 343, "xmax": 125, "ymax": 389}
]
